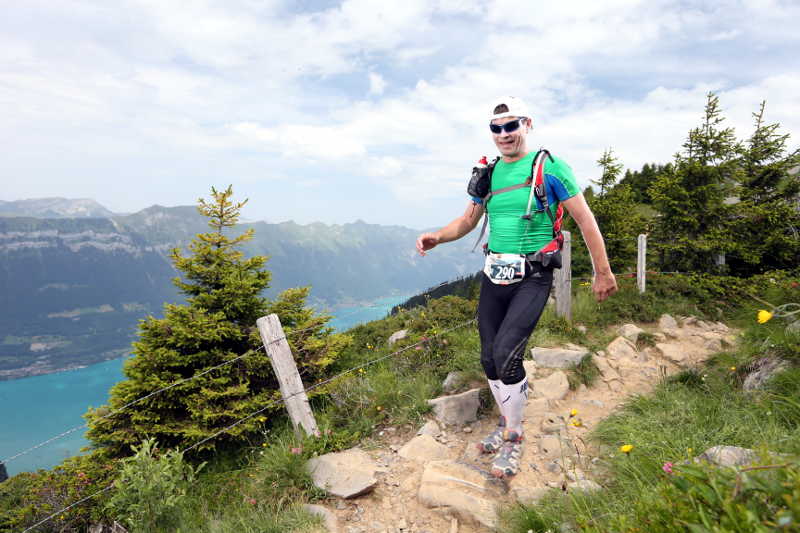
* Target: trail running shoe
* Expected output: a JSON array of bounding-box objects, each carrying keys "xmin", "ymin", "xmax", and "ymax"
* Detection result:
[
  {"xmin": 491, "ymin": 434, "xmax": 524, "ymax": 478},
  {"xmin": 476, "ymin": 416, "xmax": 506, "ymax": 454}
]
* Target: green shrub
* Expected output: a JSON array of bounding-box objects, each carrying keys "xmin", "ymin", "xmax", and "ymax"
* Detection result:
[
  {"xmin": 106, "ymin": 439, "xmax": 203, "ymax": 533},
  {"xmin": 0, "ymin": 453, "xmax": 117, "ymax": 532}
]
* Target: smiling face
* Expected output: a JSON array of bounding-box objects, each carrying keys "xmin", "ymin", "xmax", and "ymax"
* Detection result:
[{"xmin": 491, "ymin": 116, "xmax": 531, "ymax": 162}]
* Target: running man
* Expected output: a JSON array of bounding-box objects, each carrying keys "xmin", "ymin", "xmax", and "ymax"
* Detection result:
[{"xmin": 415, "ymin": 96, "xmax": 617, "ymax": 478}]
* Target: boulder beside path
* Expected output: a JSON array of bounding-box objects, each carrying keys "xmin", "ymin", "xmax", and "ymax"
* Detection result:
[
  {"xmin": 307, "ymin": 448, "xmax": 378, "ymax": 499},
  {"xmin": 427, "ymin": 388, "xmax": 482, "ymax": 426}
]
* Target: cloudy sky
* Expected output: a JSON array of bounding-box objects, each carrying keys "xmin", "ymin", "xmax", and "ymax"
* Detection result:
[{"xmin": 2, "ymin": 0, "xmax": 799, "ymax": 228}]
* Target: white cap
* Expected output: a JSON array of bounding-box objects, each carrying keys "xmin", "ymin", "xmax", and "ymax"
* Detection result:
[{"xmin": 489, "ymin": 96, "xmax": 530, "ymax": 121}]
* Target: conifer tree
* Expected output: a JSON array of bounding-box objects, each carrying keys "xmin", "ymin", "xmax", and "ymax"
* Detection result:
[
  {"xmin": 592, "ymin": 148, "xmax": 623, "ymax": 197},
  {"xmin": 86, "ymin": 186, "xmax": 350, "ymax": 458},
  {"xmin": 649, "ymin": 92, "xmax": 738, "ymax": 272},
  {"xmin": 728, "ymin": 101, "xmax": 800, "ymax": 274},
  {"xmin": 619, "ymin": 162, "xmax": 671, "ymax": 204},
  {"xmin": 567, "ymin": 152, "xmax": 646, "ymax": 276}
]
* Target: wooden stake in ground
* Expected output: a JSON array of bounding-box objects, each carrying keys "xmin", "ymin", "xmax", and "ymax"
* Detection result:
[
  {"xmin": 637, "ymin": 233, "xmax": 647, "ymax": 294},
  {"xmin": 554, "ymin": 230, "xmax": 572, "ymax": 321},
  {"xmin": 257, "ymin": 314, "xmax": 319, "ymax": 438}
]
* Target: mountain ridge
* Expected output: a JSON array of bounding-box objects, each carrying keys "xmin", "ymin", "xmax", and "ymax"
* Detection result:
[{"xmin": 0, "ymin": 201, "xmax": 480, "ymax": 379}]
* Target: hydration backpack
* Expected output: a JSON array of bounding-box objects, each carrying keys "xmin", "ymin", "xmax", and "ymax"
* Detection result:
[{"xmin": 468, "ymin": 149, "xmax": 565, "ymax": 268}]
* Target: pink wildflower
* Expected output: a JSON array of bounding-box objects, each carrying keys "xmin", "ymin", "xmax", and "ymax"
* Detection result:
[
  {"xmin": 290, "ymin": 447, "xmax": 303, "ymax": 455},
  {"xmin": 662, "ymin": 462, "xmax": 673, "ymax": 474}
]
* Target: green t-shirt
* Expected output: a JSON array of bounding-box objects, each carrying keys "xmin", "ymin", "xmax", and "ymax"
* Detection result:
[{"xmin": 474, "ymin": 152, "xmax": 580, "ymax": 255}]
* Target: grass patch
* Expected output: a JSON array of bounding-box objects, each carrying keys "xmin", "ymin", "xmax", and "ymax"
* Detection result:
[
  {"xmin": 501, "ymin": 300, "xmax": 800, "ymax": 532},
  {"xmin": 566, "ymin": 354, "xmax": 600, "ymax": 390}
]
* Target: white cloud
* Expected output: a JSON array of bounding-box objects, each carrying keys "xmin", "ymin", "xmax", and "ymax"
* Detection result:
[
  {"xmin": 368, "ymin": 72, "xmax": 387, "ymax": 95},
  {"xmin": 1, "ymin": 0, "xmax": 799, "ymax": 227}
]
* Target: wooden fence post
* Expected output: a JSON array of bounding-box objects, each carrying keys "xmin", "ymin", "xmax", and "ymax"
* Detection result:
[
  {"xmin": 554, "ymin": 230, "xmax": 572, "ymax": 321},
  {"xmin": 256, "ymin": 314, "xmax": 319, "ymax": 438},
  {"xmin": 637, "ymin": 234, "xmax": 647, "ymax": 294}
]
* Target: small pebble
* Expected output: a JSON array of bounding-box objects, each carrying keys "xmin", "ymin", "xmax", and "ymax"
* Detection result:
[{"xmin": 463, "ymin": 426, "xmax": 473, "ymax": 433}]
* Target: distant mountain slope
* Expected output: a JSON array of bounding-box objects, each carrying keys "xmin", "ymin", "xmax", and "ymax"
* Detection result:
[
  {"xmin": 0, "ymin": 198, "xmax": 116, "ymax": 219},
  {"xmin": 0, "ymin": 204, "xmax": 481, "ymax": 378}
]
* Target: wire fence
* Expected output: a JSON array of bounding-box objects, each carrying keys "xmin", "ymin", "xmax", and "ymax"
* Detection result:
[{"xmin": 19, "ymin": 317, "xmax": 477, "ymax": 532}]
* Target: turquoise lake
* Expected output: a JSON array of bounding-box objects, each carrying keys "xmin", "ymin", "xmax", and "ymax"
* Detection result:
[{"xmin": 0, "ymin": 296, "xmax": 407, "ymax": 476}]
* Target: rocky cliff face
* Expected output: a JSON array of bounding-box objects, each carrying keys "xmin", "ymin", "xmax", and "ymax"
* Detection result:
[{"xmin": 0, "ymin": 462, "xmax": 7, "ymax": 483}]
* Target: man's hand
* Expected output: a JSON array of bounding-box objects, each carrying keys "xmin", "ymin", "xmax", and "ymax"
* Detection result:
[
  {"xmin": 593, "ymin": 271, "xmax": 618, "ymax": 302},
  {"xmin": 416, "ymin": 232, "xmax": 440, "ymax": 256}
]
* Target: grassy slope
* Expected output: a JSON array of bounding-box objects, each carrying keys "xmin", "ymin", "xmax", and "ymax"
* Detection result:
[
  {"xmin": 503, "ymin": 284, "xmax": 800, "ymax": 533},
  {"xmin": 3, "ymin": 276, "xmax": 798, "ymax": 532}
]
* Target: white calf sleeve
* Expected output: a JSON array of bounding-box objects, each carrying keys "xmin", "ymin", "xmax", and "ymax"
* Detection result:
[
  {"xmin": 487, "ymin": 379, "xmax": 506, "ymax": 421},
  {"xmin": 496, "ymin": 377, "xmax": 528, "ymax": 434}
]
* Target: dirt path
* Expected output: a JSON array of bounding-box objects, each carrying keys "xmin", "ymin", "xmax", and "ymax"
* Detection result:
[{"xmin": 315, "ymin": 316, "xmax": 737, "ymax": 533}]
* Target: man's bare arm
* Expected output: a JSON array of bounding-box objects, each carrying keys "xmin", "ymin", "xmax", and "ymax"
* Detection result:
[
  {"xmin": 416, "ymin": 201, "xmax": 485, "ymax": 256},
  {"xmin": 561, "ymin": 194, "xmax": 618, "ymax": 301}
]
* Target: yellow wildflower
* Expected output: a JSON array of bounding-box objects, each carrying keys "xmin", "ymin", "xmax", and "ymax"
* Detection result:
[
  {"xmin": 569, "ymin": 408, "xmax": 578, "ymax": 418},
  {"xmin": 571, "ymin": 419, "xmax": 583, "ymax": 427},
  {"xmin": 757, "ymin": 309, "xmax": 773, "ymax": 324},
  {"xmin": 730, "ymin": 366, "xmax": 736, "ymax": 371},
  {"xmin": 376, "ymin": 406, "xmax": 383, "ymax": 411},
  {"xmin": 620, "ymin": 444, "xmax": 634, "ymax": 454}
]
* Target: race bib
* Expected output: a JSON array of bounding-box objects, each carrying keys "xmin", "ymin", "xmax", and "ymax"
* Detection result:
[{"xmin": 483, "ymin": 253, "xmax": 525, "ymax": 285}]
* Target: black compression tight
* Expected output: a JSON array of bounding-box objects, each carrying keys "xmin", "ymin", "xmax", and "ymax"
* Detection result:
[{"xmin": 477, "ymin": 263, "xmax": 554, "ymax": 384}]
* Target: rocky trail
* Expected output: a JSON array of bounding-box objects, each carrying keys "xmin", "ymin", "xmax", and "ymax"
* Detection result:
[{"xmin": 303, "ymin": 315, "xmax": 739, "ymax": 533}]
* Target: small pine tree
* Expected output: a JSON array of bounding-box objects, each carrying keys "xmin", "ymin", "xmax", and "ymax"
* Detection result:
[
  {"xmin": 86, "ymin": 186, "xmax": 350, "ymax": 459},
  {"xmin": 592, "ymin": 148, "xmax": 623, "ymax": 197},
  {"xmin": 728, "ymin": 101, "xmax": 800, "ymax": 274},
  {"xmin": 650, "ymin": 92, "xmax": 738, "ymax": 272},
  {"xmin": 682, "ymin": 92, "xmax": 738, "ymax": 166},
  {"xmin": 567, "ymin": 152, "xmax": 647, "ymax": 276}
]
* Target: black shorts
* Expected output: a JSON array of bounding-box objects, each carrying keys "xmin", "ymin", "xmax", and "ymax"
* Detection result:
[{"xmin": 477, "ymin": 262, "xmax": 554, "ymax": 384}]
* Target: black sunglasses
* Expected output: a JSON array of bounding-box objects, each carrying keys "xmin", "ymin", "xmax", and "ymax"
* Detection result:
[{"xmin": 489, "ymin": 118, "xmax": 526, "ymax": 134}]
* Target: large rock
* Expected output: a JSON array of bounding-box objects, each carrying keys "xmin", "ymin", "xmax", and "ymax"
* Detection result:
[
  {"xmin": 0, "ymin": 462, "xmax": 7, "ymax": 483},
  {"xmin": 605, "ymin": 337, "xmax": 639, "ymax": 361},
  {"xmin": 593, "ymin": 356, "xmax": 621, "ymax": 382},
  {"xmin": 655, "ymin": 343, "xmax": 686, "ymax": 364},
  {"xmin": 387, "ymin": 329, "xmax": 408, "ymax": 346},
  {"xmin": 303, "ymin": 504, "xmax": 339, "ymax": 533},
  {"xmin": 417, "ymin": 420, "xmax": 441, "ymax": 437},
  {"xmin": 540, "ymin": 412, "xmax": 565, "ymax": 434},
  {"xmin": 743, "ymin": 357, "xmax": 789, "ymax": 391},
  {"xmin": 307, "ymin": 448, "xmax": 378, "ymax": 498},
  {"xmin": 442, "ymin": 371, "xmax": 466, "ymax": 393},
  {"xmin": 531, "ymin": 371, "xmax": 570, "ymax": 400},
  {"xmin": 696, "ymin": 445, "xmax": 759, "ymax": 467},
  {"xmin": 398, "ymin": 434, "xmax": 451, "ymax": 463},
  {"xmin": 659, "ymin": 314, "xmax": 678, "ymax": 331},
  {"xmin": 539, "ymin": 434, "xmax": 568, "ymax": 460},
  {"xmin": 427, "ymin": 388, "xmax": 482, "ymax": 426},
  {"xmin": 617, "ymin": 324, "xmax": 645, "ymax": 343},
  {"xmin": 531, "ymin": 347, "xmax": 589, "ymax": 368},
  {"xmin": 418, "ymin": 460, "xmax": 500, "ymax": 528}
]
